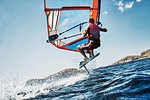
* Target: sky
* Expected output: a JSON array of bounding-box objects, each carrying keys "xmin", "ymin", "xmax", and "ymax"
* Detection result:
[{"xmin": 0, "ymin": 0, "xmax": 150, "ymax": 81}]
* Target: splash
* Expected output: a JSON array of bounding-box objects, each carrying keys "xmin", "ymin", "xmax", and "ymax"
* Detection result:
[{"xmin": 0, "ymin": 70, "xmax": 88, "ymax": 100}]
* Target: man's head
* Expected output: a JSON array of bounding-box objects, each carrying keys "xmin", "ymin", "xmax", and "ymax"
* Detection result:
[{"xmin": 88, "ymin": 18, "xmax": 94, "ymax": 24}]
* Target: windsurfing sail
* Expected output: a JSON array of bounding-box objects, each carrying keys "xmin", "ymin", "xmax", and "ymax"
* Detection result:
[{"xmin": 44, "ymin": 0, "xmax": 101, "ymax": 53}]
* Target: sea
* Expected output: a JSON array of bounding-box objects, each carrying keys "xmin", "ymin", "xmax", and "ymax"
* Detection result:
[{"xmin": 0, "ymin": 57, "xmax": 150, "ymax": 100}]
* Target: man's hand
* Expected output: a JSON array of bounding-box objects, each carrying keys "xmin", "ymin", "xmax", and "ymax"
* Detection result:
[
  {"xmin": 80, "ymin": 32, "xmax": 83, "ymax": 35},
  {"xmin": 102, "ymin": 28, "xmax": 107, "ymax": 32},
  {"xmin": 80, "ymin": 32, "xmax": 86, "ymax": 36}
]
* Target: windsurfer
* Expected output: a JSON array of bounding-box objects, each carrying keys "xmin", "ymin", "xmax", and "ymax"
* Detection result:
[{"xmin": 77, "ymin": 18, "xmax": 107, "ymax": 62}]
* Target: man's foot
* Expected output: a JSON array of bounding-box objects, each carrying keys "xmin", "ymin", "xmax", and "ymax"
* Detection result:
[{"xmin": 79, "ymin": 61, "xmax": 85, "ymax": 66}]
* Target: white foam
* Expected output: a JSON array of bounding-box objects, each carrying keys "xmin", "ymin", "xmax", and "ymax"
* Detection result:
[{"xmin": 0, "ymin": 72, "xmax": 88, "ymax": 100}]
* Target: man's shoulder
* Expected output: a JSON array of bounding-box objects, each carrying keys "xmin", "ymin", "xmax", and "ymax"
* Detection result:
[{"xmin": 89, "ymin": 23, "xmax": 99, "ymax": 27}]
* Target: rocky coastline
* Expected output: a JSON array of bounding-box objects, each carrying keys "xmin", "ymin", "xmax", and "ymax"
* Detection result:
[{"xmin": 110, "ymin": 49, "xmax": 150, "ymax": 66}]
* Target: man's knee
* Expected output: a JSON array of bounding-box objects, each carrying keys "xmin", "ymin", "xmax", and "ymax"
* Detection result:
[
  {"xmin": 77, "ymin": 45, "xmax": 82, "ymax": 50},
  {"xmin": 77, "ymin": 45, "xmax": 80, "ymax": 49}
]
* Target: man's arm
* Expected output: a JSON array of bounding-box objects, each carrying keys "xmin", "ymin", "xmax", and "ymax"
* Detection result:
[{"xmin": 80, "ymin": 28, "xmax": 89, "ymax": 37}]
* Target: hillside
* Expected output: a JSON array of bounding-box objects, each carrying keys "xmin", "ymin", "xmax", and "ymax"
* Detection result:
[{"xmin": 110, "ymin": 49, "xmax": 150, "ymax": 65}]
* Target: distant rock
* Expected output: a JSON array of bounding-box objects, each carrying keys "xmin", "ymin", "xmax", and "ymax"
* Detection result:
[
  {"xmin": 110, "ymin": 49, "xmax": 150, "ymax": 66},
  {"xmin": 141, "ymin": 49, "xmax": 150, "ymax": 58},
  {"xmin": 25, "ymin": 68, "xmax": 84, "ymax": 86}
]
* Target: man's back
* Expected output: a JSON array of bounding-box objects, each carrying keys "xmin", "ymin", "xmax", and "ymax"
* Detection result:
[{"xmin": 88, "ymin": 23, "xmax": 101, "ymax": 35}]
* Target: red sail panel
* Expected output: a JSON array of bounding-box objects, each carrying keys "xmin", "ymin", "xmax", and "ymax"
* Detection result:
[{"xmin": 92, "ymin": 0, "xmax": 100, "ymax": 24}]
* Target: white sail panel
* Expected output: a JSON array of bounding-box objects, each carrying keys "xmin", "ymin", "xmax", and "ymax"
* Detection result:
[{"xmin": 48, "ymin": 11, "xmax": 60, "ymax": 35}]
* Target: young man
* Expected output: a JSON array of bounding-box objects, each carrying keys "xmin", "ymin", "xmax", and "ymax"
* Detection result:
[{"xmin": 77, "ymin": 18, "xmax": 107, "ymax": 62}]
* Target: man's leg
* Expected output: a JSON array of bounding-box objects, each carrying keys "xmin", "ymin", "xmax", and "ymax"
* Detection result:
[
  {"xmin": 91, "ymin": 49, "xmax": 94, "ymax": 57},
  {"xmin": 77, "ymin": 45, "xmax": 89, "ymax": 60}
]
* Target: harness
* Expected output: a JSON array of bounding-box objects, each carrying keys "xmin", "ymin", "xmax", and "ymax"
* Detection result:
[{"xmin": 89, "ymin": 31, "xmax": 100, "ymax": 44}]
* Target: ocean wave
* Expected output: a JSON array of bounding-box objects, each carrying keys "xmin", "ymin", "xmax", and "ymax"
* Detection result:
[{"xmin": 1, "ymin": 58, "xmax": 150, "ymax": 100}]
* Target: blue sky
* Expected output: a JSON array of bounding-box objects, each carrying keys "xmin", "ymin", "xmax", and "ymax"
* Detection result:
[{"xmin": 0, "ymin": 0, "xmax": 150, "ymax": 80}]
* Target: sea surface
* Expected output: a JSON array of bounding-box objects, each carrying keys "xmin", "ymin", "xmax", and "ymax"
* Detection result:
[{"xmin": 1, "ymin": 58, "xmax": 150, "ymax": 100}]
